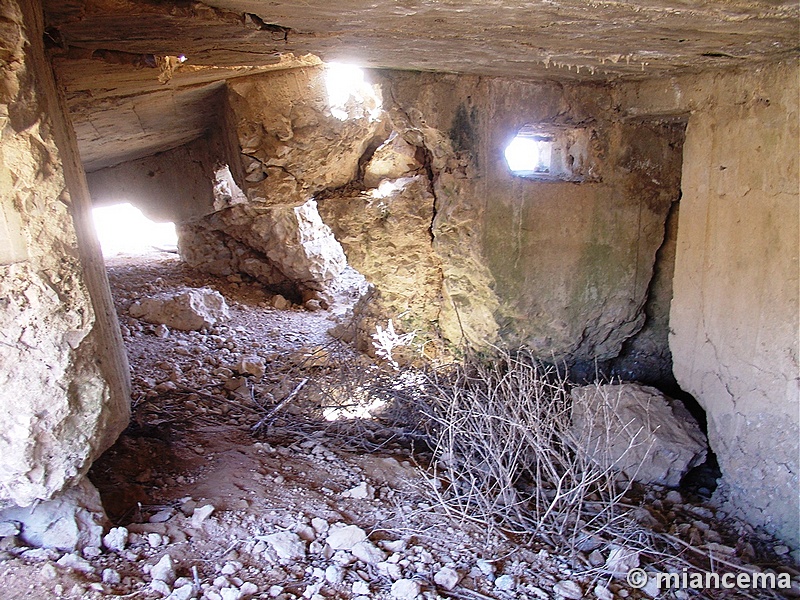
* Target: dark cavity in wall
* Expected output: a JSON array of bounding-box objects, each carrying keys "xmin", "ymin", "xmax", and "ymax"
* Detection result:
[{"xmin": 449, "ymin": 103, "xmax": 479, "ymax": 163}]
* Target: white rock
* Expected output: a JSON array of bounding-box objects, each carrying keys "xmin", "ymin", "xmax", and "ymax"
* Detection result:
[
  {"xmin": 434, "ymin": 567, "xmax": 461, "ymax": 590},
  {"xmin": 351, "ymin": 540, "xmax": 387, "ymax": 565},
  {"xmin": 594, "ymin": 584, "xmax": 614, "ymax": 600},
  {"xmin": 41, "ymin": 564, "xmax": 57, "ymax": 579},
  {"xmin": 220, "ymin": 588, "xmax": 242, "ymax": 600},
  {"xmin": 494, "ymin": 574, "xmax": 516, "ymax": 591},
  {"xmin": 221, "ymin": 561, "xmax": 242, "ymax": 575},
  {"xmin": 382, "ymin": 539, "xmax": 407, "ymax": 553},
  {"xmin": 342, "ymin": 481, "xmax": 374, "ymax": 499},
  {"xmin": 0, "ymin": 521, "xmax": 19, "ymax": 537},
  {"xmin": 56, "ymin": 552, "xmax": 95, "ymax": 574},
  {"xmin": 169, "ymin": 584, "xmax": 195, "ymax": 600},
  {"xmin": 264, "ymin": 531, "xmax": 306, "ymax": 560},
  {"xmin": 604, "ymin": 545, "xmax": 640, "ymax": 577},
  {"xmin": 151, "ymin": 554, "xmax": 176, "ymax": 584},
  {"xmin": 391, "ymin": 579, "xmax": 421, "ymax": 599},
  {"xmin": 150, "ymin": 579, "xmax": 172, "ymax": 596},
  {"xmin": 303, "ymin": 582, "xmax": 324, "ymax": 598},
  {"xmin": 0, "ymin": 478, "xmax": 106, "ymax": 551},
  {"xmin": 553, "ymin": 580, "xmax": 583, "ymax": 599},
  {"xmin": 130, "ymin": 288, "xmax": 229, "ymax": 331},
  {"xmin": 239, "ymin": 582, "xmax": 258, "ymax": 598},
  {"xmin": 311, "ymin": 517, "xmax": 329, "ymax": 535},
  {"xmin": 268, "ymin": 586, "xmax": 284, "ymax": 597},
  {"xmin": 102, "ymin": 568, "xmax": 122, "ymax": 585},
  {"xmin": 476, "ymin": 559, "xmax": 495, "ymax": 576},
  {"xmin": 236, "ymin": 356, "xmax": 266, "ymax": 378},
  {"xmin": 352, "ymin": 581, "xmax": 370, "ymax": 595},
  {"xmin": 103, "ymin": 527, "xmax": 129, "ymax": 552},
  {"xmin": 191, "ymin": 504, "xmax": 215, "ymax": 528},
  {"xmin": 325, "ymin": 565, "xmax": 344, "ymax": 584},
  {"xmin": 332, "ymin": 549, "xmax": 356, "ymax": 566},
  {"xmin": 571, "ymin": 384, "xmax": 707, "ymax": 487},
  {"xmin": 326, "ymin": 524, "xmax": 367, "ymax": 550}
]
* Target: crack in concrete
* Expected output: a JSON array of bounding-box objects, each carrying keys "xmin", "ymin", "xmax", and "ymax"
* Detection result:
[
  {"xmin": 385, "ymin": 82, "xmax": 438, "ymax": 246},
  {"xmin": 243, "ymin": 13, "xmax": 292, "ymax": 42}
]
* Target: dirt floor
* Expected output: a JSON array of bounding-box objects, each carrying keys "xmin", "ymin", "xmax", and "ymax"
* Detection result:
[{"xmin": 0, "ymin": 252, "xmax": 798, "ymax": 600}]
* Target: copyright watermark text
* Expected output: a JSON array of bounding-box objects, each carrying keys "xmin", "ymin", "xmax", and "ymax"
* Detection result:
[{"xmin": 627, "ymin": 567, "xmax": 791, "ymax": 591}]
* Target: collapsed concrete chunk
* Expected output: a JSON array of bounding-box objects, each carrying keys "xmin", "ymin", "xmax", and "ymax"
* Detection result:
[
  {"xmin": 130, "ymin": 288, "xmax": 229, "ymax": 331},
  {"xmin": 570, "ymin": 383, "xmax": 707, "ymax": 487},
  {"xmin": 0, "ymin": 478, "xmax": 107, "ymax": 552},
  {"xmin": 178, "ymin": 199, "xmax": 346, "ymax": 295}
]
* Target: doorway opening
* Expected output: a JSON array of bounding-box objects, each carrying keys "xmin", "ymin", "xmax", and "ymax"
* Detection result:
[{"xmin": 92, "ymin": 203, "xmax": 177, "ymax": 257}]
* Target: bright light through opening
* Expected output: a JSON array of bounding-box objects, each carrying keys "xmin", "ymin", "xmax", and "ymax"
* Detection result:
[
  {"xmin": 92, "ymin": 203, "xmax": 177, "ymax": 257},
  {"xmin": 504, "ymin": 135, "xmax": 552, "ymax": 174},
  {"xmin": 324, "ymin": 63, "xmax": 382, "ymax": 121}
]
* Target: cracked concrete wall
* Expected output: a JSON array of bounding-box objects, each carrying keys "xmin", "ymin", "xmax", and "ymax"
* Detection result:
[
  {"xmin": 639, "ymin": 63, "xmax": 798, "ymax": 546},
  {"xmin": 378, "ymin": 73, "xmax": 501, "ymax": 350},
  {"xmin": 318, "ymin": 175, "xmax": 444, "ymax": 360},
  {"xmin": 378, "ymin": 72, "xmax": 682, "ymax": 372},
  {"xmin": 86, "ymin": 135, "xmax": 219, "ymax": 224},
  {"xmin": 615, "ymin": 60, "xmax": 799, "ymax": 545},
  {"xmin": 0, "ymin": 0, "xmax": 130, "ymax": 509},
  {"xmin": 173, "ymin": 66, "xmax": 382, "ymax": 302},
  {"xmin": 610, "ymin": 197, "xmax": 682, "ymax": 386}
]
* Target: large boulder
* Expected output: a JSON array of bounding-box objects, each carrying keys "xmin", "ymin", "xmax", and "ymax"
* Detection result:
[
  {"xmin": 178, "ymin": 199, "xmax": 346, "ymax": 293},
  {"xmin": 130, "ymin": 288, "xmax": 229, "ymax": 331},
  {"xmin": 570, "ymin": 383, "xmax": 707, "ymax": 487}
]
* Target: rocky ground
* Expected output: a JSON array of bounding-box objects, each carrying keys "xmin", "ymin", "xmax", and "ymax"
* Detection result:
[{"xmin": 0, "ymin": 251, "xmax": 798, "ymax": 600}]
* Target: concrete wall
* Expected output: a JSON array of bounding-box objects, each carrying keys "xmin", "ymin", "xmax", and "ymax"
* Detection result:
[
  {"xmin": 673, "ymin": 65, "xmax": 798, "ymax": 545},
  {"xmin": 85, "ymin": 106, "xmax": 246, "ymax": 224},
  {"xmin": 87, "ymin": 136, "xmax": 217, "ymax": 223},
  {"xmin": 615, "ymin": 60, "xmax": 799, "ymax": 545},
  {"xmin": 0, "ymin": 0, "xmax": 129, "ymax": 510},
  {"xmin": 377, "ymin": 72, "xmax": 683, "ymax": 378},
  {"xmin": 366, "ymin": 66, "xmax": 800, "ymax": 545}
]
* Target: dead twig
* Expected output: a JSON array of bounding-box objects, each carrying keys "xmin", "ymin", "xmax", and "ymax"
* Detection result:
[{"xmin": 251, "ymin": 377, "xmax": 309, "ymax": 431}]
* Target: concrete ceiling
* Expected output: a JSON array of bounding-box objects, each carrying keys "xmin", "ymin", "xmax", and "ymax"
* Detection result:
[{"xmin": 43, "ymin": 0, "xmax": 799, "ymax": 171}]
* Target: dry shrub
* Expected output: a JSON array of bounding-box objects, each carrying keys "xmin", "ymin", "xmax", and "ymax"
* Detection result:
[{"xmin": 415, "ymin": 348, "xmax": 654, "ymax": 550}]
